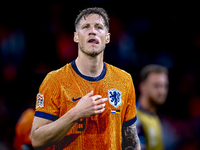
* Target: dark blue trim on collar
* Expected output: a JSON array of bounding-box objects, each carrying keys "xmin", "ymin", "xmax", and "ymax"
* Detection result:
[
  {"xmin": 71, "ymin": 60, "xmax": 107, "ymax": 82},
  {"xmin": 123, "ymin": 116, "xmax": 137, "ymax": 127},
  {"xmin": 34, "ymin": 111, "xmax": 58, "ymax": 121}
]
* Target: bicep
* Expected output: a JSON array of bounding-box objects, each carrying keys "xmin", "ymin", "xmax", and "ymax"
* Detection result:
[{"xmin": 122, "ymin": 122, "xmax": 141, "ymax": 150}]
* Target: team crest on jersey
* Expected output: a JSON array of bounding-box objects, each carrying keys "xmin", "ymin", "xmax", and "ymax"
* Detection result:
[
  {"xmin": 36, "ymin": 94, "xmax": 44, "ymax": 108},
  {"xmin": 108, "ymin": 89, "xmax": 122, "ymax": 108}
]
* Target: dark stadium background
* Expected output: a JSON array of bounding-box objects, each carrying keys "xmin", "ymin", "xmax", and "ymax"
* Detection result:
[{"xmin": 0, "ymin": 1, "xmax": 200, "ymax": 149}]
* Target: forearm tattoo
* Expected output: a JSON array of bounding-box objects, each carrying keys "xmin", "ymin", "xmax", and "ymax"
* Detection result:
[{"xmin": 122, "ymin": 122, "xmax": 141, "ymax": 150}]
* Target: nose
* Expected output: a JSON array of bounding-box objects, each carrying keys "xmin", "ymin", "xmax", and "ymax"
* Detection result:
[{"xmin": 89, "ymin": 27, "xmax": 96, "ymax": 36}]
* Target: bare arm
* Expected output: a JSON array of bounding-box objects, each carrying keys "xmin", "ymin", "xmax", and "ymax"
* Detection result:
[
  {"xmin": 31, "ymin": 108, "xmax": 78, "ymax": 149},
  {"xmin": 31, "ymin": 91, "xmax": 108, "ymax": 149},
  {"xmin": 122, "ymin": 122, "xmax": 141, "ymax": 150}
]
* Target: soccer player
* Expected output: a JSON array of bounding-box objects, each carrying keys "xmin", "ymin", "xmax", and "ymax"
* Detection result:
[
  {"xmin": 136, "ymin": 64, "xmax": 169, "ymax": 150},
  {"xmin": 14, "ymin": 108, "xmax": 35, "ymax": 150},
  {"xmin": 31, "ymin": 7, "xmax": 141, "ymax": 150}
]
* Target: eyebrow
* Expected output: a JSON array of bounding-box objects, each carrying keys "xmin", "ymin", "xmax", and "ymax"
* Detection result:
[{"xmin": 80, "ymin": 22, "xmax": 104, "ymax": 28}]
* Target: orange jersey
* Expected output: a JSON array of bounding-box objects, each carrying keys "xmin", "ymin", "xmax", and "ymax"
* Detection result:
[
  {"xmin": 14, "ymin": 108, "xmax": 35, "ymax": 150},
  {"xmin": 35, "ymin": 61, "xmax": 137, "ymax": 150}
]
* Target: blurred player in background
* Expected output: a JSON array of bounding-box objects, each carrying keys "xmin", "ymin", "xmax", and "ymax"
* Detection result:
[
  {"xmin": 14, "ymin": 108, "xmax": 35, "ymax": 150},
  {"xmin": 30, "ymin": 7, "xmax": 140, "ymax": 150},
  {"xmin": 136, "ymin": 64, "xmax": 169, "ymax": 150}
]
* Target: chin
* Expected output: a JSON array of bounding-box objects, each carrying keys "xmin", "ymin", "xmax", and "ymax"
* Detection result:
[
  {"xmin": 151, "ymin": 96, "xmax": 166, "ymax": 106},
  {"xmin": 88, "ymin": 52, "xmax": 100, "ymax": 57},
  {"xmin": 80, "ymin": 46, "xmax": 103, "ymax": 56},
  {"xmin": 86, "ymin": 49, "xmax": 104, "ymax": 57},
  {"xmin": 155, "ymin": 99, "xmax": 166, "ymax": 105}
]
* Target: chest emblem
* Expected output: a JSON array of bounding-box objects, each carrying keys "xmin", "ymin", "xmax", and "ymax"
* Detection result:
[{"xmin": 108, "ymin": 89, "xmax": 122, "ymax": 108}]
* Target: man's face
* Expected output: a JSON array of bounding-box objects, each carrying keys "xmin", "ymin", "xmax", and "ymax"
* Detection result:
[
  {"xmin": 141, "ymin": 72, "xmax": 169, "ymax": 105},
  {"xmin": 74, "ymin": 14, "xmax": 110, "ymax": 57}
]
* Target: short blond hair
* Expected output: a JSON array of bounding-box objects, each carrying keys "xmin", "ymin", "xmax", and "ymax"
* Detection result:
[{"xmin": 140, "ymin": 64, "xmax": 168, "ymax": 82}]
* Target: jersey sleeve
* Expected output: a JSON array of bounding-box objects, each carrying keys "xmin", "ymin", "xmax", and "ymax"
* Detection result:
[
  {"xmin": 122, "ymin": 75, "xmax": 137, "ymax": 127},
  {"xmin": 34, "ymin": 71, "xmax": 61, "ymax": 121}
]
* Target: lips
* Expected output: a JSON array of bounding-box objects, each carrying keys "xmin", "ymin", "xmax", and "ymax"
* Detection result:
[{"xmin": 88, "ymin": 39, "xmax": 99, "ymax": 44}]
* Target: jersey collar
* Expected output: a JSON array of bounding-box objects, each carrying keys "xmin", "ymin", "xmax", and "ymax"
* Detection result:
[{"xmin": 71, "ymin": 60, "xmax": 107, "ymax": 82}]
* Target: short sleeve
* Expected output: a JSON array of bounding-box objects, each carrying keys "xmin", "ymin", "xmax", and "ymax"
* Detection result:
[
  {"xmin": 123, "ymin": 75, "xmax": 137, "ymax": 127},
  {"xmin": 34, "ymin": 71, "xmax": 61, "ymax": 121}
]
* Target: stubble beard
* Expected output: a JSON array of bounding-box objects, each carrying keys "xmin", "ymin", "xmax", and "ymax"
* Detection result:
[
  {"xmin": 150, "ymin": 95, "xmax": 166, "ymax": 106},
  {"xmin": 79, "ymin": 44, "xmax": 105, "ymax": 57}
]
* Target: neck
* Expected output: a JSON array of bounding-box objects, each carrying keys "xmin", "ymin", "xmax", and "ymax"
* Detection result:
[
  {"xmin": 75, "ymin": 52, "xmax": 104, "ymax": 77},
  {"xmin": 139, "ymin": 95, "xmax": 157, "ymax": 114}
]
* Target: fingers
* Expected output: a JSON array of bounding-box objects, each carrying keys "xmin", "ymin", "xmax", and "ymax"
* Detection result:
[
  {"xmin": 81, "ymin": 91, "xmax": 108, "ymax": 116},
  {"xmin": 91, "ymin": 95, "xmax": 102, "ymax": 101},
  {"xmin": 85, "ymin": 90, "xmax": 94, "ymax": 97},
  {"xmin": 94, "ymin": 107, "xmax": 105, "ymax": 114},
  {"xmin": 93, "ymin": 98, "xmax": 108, "ymax": 115},
  {"xmin": 94, "ymin": 98, "xmax": 108, "ymax": 105},
  {"xmin": 85, "ymin": 91, "xmax": 102, "ymax": 99},
  {"xmin": 85, "ymin": 90, "xmax": 103, "ymax": 101},
  {"xmin": 94, "ymin": 103, "xmax": 106, "ymax": 110}
]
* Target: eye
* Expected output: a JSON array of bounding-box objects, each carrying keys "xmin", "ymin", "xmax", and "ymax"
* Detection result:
[
  {"xmin": 83, "ymin": 25, "xmax": 89, "ymax": 29},
  {"xmin": 97, "ymin": 26, "xmax": 103, "ymax": 29},
  {"xmin": 153, "ymin": 83, "xmax": 160, "ymax": 89}
]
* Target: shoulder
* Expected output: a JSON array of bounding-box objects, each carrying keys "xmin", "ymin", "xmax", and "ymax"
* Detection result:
[
  {"xmin": 43, "ymin": 63, "xmax": 71, "ymax": 82},
  {"xmin": 105, "ymin": 63, "xmax": 132, "ymax": 81},
  {"xmin": 39, "ymin": 63, "xmax": 71, "ymax": 89},
  {"xmin": 136, "ymin": 109, "xmax": 148, "ymax": 119}
]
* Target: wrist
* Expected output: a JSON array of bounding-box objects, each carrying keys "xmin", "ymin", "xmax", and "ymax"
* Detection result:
[{"xmin": 67, "ymin": 107, "xmax": 80, "ymax": 123}]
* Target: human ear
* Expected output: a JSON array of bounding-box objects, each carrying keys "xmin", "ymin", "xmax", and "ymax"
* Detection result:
[
  {"xmin": 106, "ymin": 33, "xmax": 111, "ymax": 44},
  {"xmin": 74, "ymin": 32, "xmax": 79, "ymax": 43}
]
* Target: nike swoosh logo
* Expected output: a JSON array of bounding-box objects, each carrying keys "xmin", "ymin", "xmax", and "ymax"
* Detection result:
[{"xmin": 72, "ymin": 97, "xmax": 82, "ymax": 102}]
